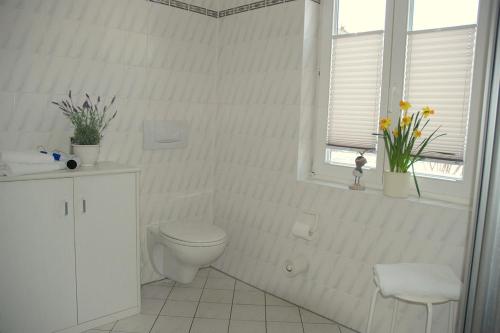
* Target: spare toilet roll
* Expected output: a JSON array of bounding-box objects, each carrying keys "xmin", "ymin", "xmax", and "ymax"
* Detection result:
[{"xmin": 284, "ymin": 256, "xmax": 309, "ymax": 277}]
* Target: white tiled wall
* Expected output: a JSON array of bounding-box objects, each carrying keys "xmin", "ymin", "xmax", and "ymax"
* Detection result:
[
  {"xmin": 0, "ymin": 0, "xmax": 473, "ymax": 332},
  {"xmin": 212, "ymin": 1, "xmax": 471, "ymax": 333},
  {"xmin": 0, "ymin": 0, "xmax": 218, "ymax": 283}
]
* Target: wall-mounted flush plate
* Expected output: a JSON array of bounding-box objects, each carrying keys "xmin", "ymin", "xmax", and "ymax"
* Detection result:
[{"xmin": 143, "ymin": 120, "xmax": 189, "ymax": 150}]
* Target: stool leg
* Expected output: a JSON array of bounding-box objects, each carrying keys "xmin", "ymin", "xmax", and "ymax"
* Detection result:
[
  {"xmin": 448, "ymin": 302, "xmax": 454, "ymax": 333},
  {"xmin": 390, "ymin": 299, "xmax": 399, "ymax": 333},
  {"xmin": 366, "ymin": 287, "xmax": 380, "ymax": 333},
  {"xmin": 426, "ymin": 303, "xmax": 433, "ymax": 333}
]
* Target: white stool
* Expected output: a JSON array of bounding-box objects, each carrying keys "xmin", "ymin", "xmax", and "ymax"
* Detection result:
[{"xmin": 366, "ymin": 263, "xmax": 461, "ymax": 333}]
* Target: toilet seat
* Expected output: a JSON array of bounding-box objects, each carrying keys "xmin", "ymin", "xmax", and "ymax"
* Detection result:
[{"xmin": 160, "ymin": 221, "xmax": 226, "ymax": 247}]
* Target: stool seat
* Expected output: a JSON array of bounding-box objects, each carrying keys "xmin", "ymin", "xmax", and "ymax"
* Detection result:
[
  {"xmin": 374, "ymin": 263, "xmax": 461, "ymax": 302},
  {"xmin": 367, "ymin": 263, "xmax": 462, "ymax": 333}
]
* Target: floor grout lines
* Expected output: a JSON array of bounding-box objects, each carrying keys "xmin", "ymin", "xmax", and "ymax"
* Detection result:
[
  {"xmin": 91, "ymin": 267, "xmax": 357, "ymax": 333},
  {"xmin": 226, "ymin": 278, "xmax": 236, "ymax": 333},
  {"xmin": 188, "ymin": 275, "xmax": 209, "ymax": 333},
  {"xmin": 147, "ymin": 282, "xmax": 175, "ymax": 333}
]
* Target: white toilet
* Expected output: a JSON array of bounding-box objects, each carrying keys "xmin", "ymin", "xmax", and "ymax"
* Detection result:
[{"xmin": 147, "ymin": 220, "xmax": 227, "ymax": 283}]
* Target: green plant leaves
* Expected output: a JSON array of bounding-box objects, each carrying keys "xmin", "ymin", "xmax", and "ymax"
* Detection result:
[
  {"xmin": 381, "ymin": 106, "xmax": 444, "ymax": 197},
  {"xmin": 53, "ymin": 91, "xmax": 118, "ymax": 145}
]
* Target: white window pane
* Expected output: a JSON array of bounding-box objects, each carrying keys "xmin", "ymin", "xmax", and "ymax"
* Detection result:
[
  {"xmin": 413, "ymin": 160, "xmax": 464, "ymax": 180},
  {"xmin": 337, "ymin": 0, "xmax": 386, "ymax": 34},
  {"xmin": 326, "ymin": 147, "xmax": 377, "ymax": 169},
  {"xmin": 411, "ymin": 0, "xmax": 479, "ymax": 31},
  {"xmin": 327, "ymin": 32, "xmax": 384, "ymax": 155},
  {"xmin": 404, "ymin": 26, "xmax": 476, "ymax": 180}
]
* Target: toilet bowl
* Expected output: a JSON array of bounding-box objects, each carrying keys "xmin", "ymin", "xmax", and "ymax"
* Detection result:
[{"xmin": 147, "ymin": 220, "xmax": 227, "ymax": 284}]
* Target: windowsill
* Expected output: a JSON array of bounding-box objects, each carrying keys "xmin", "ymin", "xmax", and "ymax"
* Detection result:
[{"xmin": 304, "ymin": 174, "xmax": 471, "ymax": 209}]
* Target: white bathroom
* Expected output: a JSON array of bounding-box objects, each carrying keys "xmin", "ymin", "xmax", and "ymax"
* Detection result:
[{"xmin": 1, "ymin": 0, "xmax": 500, "ymax": 332}]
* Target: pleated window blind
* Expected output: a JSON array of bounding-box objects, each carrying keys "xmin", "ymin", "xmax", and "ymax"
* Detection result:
[
  {"xmin": 404, "ymin": 25, "xmax": 477, "ymax": 162},
  {"xmin": 326, "ymin": 31, "xmax": 384, "ymax": 151}
]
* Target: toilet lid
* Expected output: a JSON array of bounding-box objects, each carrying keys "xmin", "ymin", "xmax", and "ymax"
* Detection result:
[{"xmin": 160, "ymin": 221, "xmax": 226, "ymax": 243}]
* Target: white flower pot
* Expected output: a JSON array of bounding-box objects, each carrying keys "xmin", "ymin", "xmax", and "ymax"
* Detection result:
[
  {"xmin": 72, "ymin": 144, "xmax": 100, "ymax": 167},
  {"xmin": 383, "ymin": 171, "xmax": 410, "ymax": 198}
]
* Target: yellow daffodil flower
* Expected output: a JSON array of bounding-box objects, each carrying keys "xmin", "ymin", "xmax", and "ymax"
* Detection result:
[
  {"xmin": 392, "ymin": 128, "xmax": 399, "ymax": 138},
  {"xmin": 413, "ymin": 129, "xmax": 422, "ymax": 138},
  {"xmin": 379, "ymin": 117, "xmax": 391, "ymax": 130},
  {"xmin": 401, "ymin": 115, "xmax": 412, "ymax": 127},
  {"xmin": 400, "ymin": 100, "xmax": 412, "ymax": 111},
  {"xmin": 422, "ymin": 106, "xmax": 435, "ymax": 118}
]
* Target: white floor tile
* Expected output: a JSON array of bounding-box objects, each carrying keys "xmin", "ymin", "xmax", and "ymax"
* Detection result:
[
  {"xmin": 300, "ymin": 309, "xmax": 334, "ymax": 324},
  {"xmin": 196, "ymin": 302, "xmax": 232, "ymax": 319},
  {"xmin": 175, "ymin": 276, "xmax": 207, "ymax": 289},
  {"xmin": 92, "ymin": 320, "xmax": 116, "ymax": 330},
  {"xmin": 233, "ymin": 290, "xmax": 265, "ymax": 305},
  {"xmin": 267, "ymin": 322, "xmax": 304, "ymax": 333},
  {"xmin": 151, "ymin": 279, "xmax": 176, "ymax": 287},
  {"xmin": 161, "ymin": 300, "xmax": 198, "ymax": 317},
  {"xmin": 235, "ymin": 280, "xmax": 259, "ymax": 292},
  {"xmin": 201, "ymin": 288, "xmax": 234, "ymax": 303},
  {"xmin": 208, "ymin": 269, "xmax": 231, "ymax": 279},
  {"xmin": 140, "ymin": 297, "xmax": 165, "ymax": 315},
  {"xmin": 126, "ymin": 274, "xmax": 352, "ymax": 333},
  {"xmin": 141, "ymin": 284, "xmax": 172, "ymax": 300},
  {"xmin": 229, "ymin": 320, "xmax": 266, "ymax": 333},
  {"xmin": 112, "ymin": 314, "xmax": 156, "ymax": 333},
  {"xmin": 303, "ymin": 323, "xmax": 341, "ymax": 333},
  {"xmin": 266, "ymin": 294, "xmax": 295, "ymax": 307},
  {"xmin": 85, "ymin": 330, "xmax": 108, "ymax": 333},
  {"xmin": 205, "ymin": 277, "xmax": 236, "ymax": 290},
  {"xmin": 266, "ymin": 306, "xmax": 301, "ymax": 323},
  {"xmin": 150, "ymin": 316, "xmax": 192, "ymax": 333},
  {"xmin": 196, "ymin": 268, "xmax": 211, "ymax": 278},
  {"xmin": 190, "ymin": 318, "xmax": 229, "ymax": 333},
  {"xmin": 230, "ymin": 304, "xmax": 265, "ymax": 321},
  {"xmin": 168, "ymin": 287, "xmax": 203, "ymax": 302}
]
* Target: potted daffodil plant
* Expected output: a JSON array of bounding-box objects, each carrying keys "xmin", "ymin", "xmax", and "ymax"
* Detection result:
[{"xmin": 378, "ymin": 100, "xmax": 443, "ymax": 198}]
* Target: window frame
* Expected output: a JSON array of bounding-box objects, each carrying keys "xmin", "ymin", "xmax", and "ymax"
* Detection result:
[{"xmin": 312, "ymin": 0, "xmax": 492, "ymax": 204}]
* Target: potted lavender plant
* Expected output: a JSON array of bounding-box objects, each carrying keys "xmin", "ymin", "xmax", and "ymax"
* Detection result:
[{"xmin": 53, "ymin": 91, "xmax": 117, "ymax": 166}]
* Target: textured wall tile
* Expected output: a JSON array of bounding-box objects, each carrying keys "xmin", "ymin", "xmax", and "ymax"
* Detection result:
[
  {"xmin": 0, "ymin": 0, "xmax": 217, "ymax": 285},
  {"xmin": 0, "ymin": 1, "xmax": 473, "ymax": 333},
  {"xmin": 213, "ymin": 1, "xmax": 471, "ymax": 333}
]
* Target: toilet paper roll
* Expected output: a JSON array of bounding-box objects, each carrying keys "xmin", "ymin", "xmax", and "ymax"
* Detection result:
[
  {"xmin": 284, "ymin": 256, "xmax": 309, "ymax": 277},
  {"xmin": 292, "ymin": 222, "xmax": 312, "ymax": 240}
]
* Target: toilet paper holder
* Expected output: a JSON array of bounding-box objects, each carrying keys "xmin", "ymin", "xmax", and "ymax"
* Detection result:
[{"xmin": 291, "ymin": 211, "xmax": 318, "ymax": 241}]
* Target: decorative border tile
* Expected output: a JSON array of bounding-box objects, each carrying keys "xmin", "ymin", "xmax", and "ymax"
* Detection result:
[
  {"xmin": 266, "ymin": 0, "xmax": 284, "ymax": 6},
  {"xmin": 207, "ymin": 9, "xmax": 218, "ymax": 18},
  {"xmin": 150, "ymin": 0, "xmax": 318, "ymax": 19},
  {"xmin": 189, "ymin": 4, "xmax": 207, "ymax": 15},
  {"xmin": 249, "ymin": 1, "xmax": 266, "ymax": 10},
  {"xmin": 170, "ymin": 0, "xmax": 189, "ymax": 10}
]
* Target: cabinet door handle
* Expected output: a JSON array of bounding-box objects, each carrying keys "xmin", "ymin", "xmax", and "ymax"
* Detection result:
[
  {"xmin": 64, "ymin": 201, "xmax": 68, "ymax": 216},
  {"xmin": 82, "ymin": 199, "xmax": 86, "ymax": 213}
]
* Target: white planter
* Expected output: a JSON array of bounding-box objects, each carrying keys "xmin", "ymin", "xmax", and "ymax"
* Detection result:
[
  {"xmin": 72, "ymin": 144, "xmax": 100, "ymax": 166},
  {"xmin": 383, "ymin": 171, "xmax": 410, "ymax": 198}
]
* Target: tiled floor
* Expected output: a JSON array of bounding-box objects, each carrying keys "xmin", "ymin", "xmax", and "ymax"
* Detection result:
[{"xmin": 87, "ymin": 268, "xmax": 357, "ymax": 333}]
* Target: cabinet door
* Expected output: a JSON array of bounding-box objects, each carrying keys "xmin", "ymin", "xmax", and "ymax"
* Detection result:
[
  {"xmin": 0, "ymin": 178, "xmax": 77, "ymax": 333},
  {"xmin": 74, "ymin": 173, "xmax": 138, "ymax": 323}
]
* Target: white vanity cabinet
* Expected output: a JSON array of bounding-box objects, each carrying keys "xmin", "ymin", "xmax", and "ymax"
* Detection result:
[{"xmin": 0, "ymin": 163, "xmax": 140, "ymax": 333}]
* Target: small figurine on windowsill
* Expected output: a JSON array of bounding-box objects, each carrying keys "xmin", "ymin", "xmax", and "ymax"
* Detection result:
[{"xmin": 349, "ymin": 152, "xmax": 367, "ymax": 191}]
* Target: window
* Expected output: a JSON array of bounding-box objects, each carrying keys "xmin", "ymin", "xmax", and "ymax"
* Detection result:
[
  {"xmin": 404, "ymin": 0, "xmax": 478, "ymax": 180},
  {"xmin": 314, "ymin": 0, "xmax": 488, "ymax": 202},
  {"xmin": 326, "ymin": 0, "xmax": 386, "ymax": 170}
]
